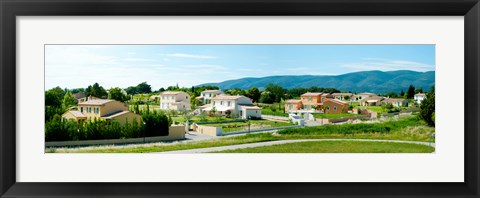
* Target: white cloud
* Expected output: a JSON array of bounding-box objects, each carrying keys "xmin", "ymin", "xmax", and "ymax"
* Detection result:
[
  {"xmin": 340, "ymin": 59, "xmax": 434, "ymax": 72},
  {"xmin": 166, "ymin": 53, "xmax": 217, "ymax": 59}
]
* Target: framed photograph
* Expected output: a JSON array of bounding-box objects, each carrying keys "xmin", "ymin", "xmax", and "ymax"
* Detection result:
[{"xmin": 1, "ymin": 0, "xmax": 479, "ymax": 197}]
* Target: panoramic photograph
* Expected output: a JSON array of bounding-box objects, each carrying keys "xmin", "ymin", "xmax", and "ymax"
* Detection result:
[{"xmin": 44, "ymin": 44, "xmax": 435, "ymax": 153}]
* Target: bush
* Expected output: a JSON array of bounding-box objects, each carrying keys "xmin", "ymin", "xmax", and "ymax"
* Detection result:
[{"xmin": 141, "ymin": 110, "xmax": 171, "ymax": 137}]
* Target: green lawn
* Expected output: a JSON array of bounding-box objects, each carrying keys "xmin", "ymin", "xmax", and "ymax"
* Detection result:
[
  {"xmin": 313, "ymin": 113, "xmax": 360, "ymax": 119},
  {"xmin": 213, "ymin": 141, "xmax": 435, "ymax": 153},
  {"xmin": 204, "ymin": 120, "xmax": 292, "ymax": 133}
]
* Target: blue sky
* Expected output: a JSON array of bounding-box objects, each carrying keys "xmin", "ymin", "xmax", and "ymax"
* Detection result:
[{"xmin": 45, "ymin": 45, "xmax": 435, "ymax": 90}]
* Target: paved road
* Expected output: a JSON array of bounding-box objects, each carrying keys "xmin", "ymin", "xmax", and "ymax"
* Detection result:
[{"xmin": 156, "ymin": 139, "xmax": 435, "ymax": 154}]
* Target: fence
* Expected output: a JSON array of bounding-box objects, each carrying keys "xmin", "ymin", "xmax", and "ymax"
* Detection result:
[
  {"xmin": 195, "ymin": 125, "xmax": 222, "ymax": 136},
  {"xmin": 45, "ymin": 125, "xmax": 185, "ymax": 147}
]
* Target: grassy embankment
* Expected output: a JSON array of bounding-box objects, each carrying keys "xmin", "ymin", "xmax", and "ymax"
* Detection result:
[
  {"xmin": 214, "ymin": 141, "xmax": 435, "ymax": 153},
  {"xmin": 49, "ymin": 115, "xmax": 434, "ymax": 153}
]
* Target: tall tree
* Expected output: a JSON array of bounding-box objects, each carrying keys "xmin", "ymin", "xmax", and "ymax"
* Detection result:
[
  {"xmin": 45, "ymin": 86, "xmax": 65, "ymax": 107},
  {"xmin": 259, "ymin": 92, "xmax": 275, "ymax": 104},
  {"xmin": 246, "ymin": 87, "xmax": 261, "ymax": 103},
  {"xmin": 406, "ymin": 84, "xmax": 415, "ymax": 99},
  {"xmin": 125, "ymin": 86, "xmax": 137, "ymax": 95},
  {"xmin": 136, "ymin": 82, "xmax": 152, "ymax": 94},
  {"xmin": 85, "ymin": 83, "xmax": 108, "ymax": 98},
  {"xmin": 419, "ymin": 86, "xmax": 435, "ymax": 127},
  {"xmin": 108, "ymin": 87, "xmax": 128, "ymax": 102},
  {"xmin": 62, "ymin": 91, "xmax": 77, "ymax": 109},
  {"xmin": 265, "ymin": 83, "xmax": 286, "ymax": 103},
  {"xmin": 400, "ymin": 89, "xmax": 405, "ymax": 97}
]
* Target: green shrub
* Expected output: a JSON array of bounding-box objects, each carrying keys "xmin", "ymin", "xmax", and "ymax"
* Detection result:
[{"xmin": 141, "ymin": 110, "xmax": 170, "ymax": 137}]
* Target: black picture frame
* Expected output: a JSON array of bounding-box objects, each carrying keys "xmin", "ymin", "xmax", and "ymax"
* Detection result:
[{"xmin": 1, "ymin": 0, "xmax": 479, "ymax": 197}]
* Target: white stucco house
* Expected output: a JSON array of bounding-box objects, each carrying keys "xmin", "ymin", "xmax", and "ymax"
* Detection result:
[
  {"xmin": 414, "ymin": 93, "xmax": 427, "ymax": 104},
  {"xmin": 196, "ymin": 90, "xmax": 224, "ymax": 104},
  {"xmin": 201, "ymin": 95, "xmax": 261, "ymax": 119},
  {"xmin": 159, "ymin": 91, "xmax": 191, "ymax": 111}
]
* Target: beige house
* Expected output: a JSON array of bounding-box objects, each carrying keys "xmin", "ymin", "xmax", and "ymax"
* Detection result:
[
  {"xmin": 196, "ymin": 90, "xmax": 224, "ymax": 104},
  {"xmin": 62, "ymin": 98, "xmax": 142, "ymax": 124},
  {"xmin": 360, "ymin": 96, "xmax": 385, "ymax": 106},
  {"xmin": 352, "ymin": 92, "xmax": 378, "ymax": 101},
  {"xmin": 382, "ymin": 98, "xmax": 409, "ymax": 107},
  {"xmin": 285, "ymin": 99, "xmax": 303, "ymax": 112},
  {"xmin": 202, "ymin": 95, "xmax": 261, "ymax": 119},
  {"xmin": 159, "ymin": 91, "xmax": 191, "ymax": 111}
]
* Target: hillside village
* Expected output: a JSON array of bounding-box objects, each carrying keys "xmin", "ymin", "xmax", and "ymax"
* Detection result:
[{"xmin": 44, "ymin": 80, "xmax": 435, "ymax": 154}]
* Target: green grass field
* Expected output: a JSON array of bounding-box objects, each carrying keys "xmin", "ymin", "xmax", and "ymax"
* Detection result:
[
  {"xmin": 313, "ymin": 113, "xmax": 360, "ymax": 119},
  {"xmin": 214, "ymin": 141, "xmax": 435, "ymax": 153},
  {"xmin": 204, "ymin": 120, "xmax": 292, "ymax": 133}
]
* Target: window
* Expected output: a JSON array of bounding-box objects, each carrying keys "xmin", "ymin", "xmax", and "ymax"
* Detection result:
[
  {"xmin": 227, "ymin": 101, "xmax": 231, "ymax": 106},
  {"xmin": 289, "ymin": 104, "xmax": 293, "ymax": 110},
  {"xmin": 94, "ymin": 107, "xmax": 99, "ymax": 114},
  {"xmin": 333, "ymin": 106, "xmax": 337, "ymax": 111},
  {"xmin": 80, "ymin": 107, "xmax": 83, "ymax": 113},
  {"xmin": 308, "ymin": 97, "xmax": 312, "ymax": 101},
  {"xmin": 327, "ymin": 106, "xmax": 330, "ymax": 110},
  {"xmin": 87, "ymin": 107, "xmax": 91, "ymax": 113},
  {"xmin": 220, "ymin": 101, "xmax": 223, "ymax": 105},
  {"xmin": 186, "ymin": 96, "xmax": 188, "ymax": 99},
  {"xmin": 322, "ymin": 98, "xmax": 324, "ymax": 103},
  {"xmin": 162, "ymin": 96, "xmax": 165, "ymax": 100},
  {"xmin": 213, "ymin": 101, "xmax": 216, "ymax": 105}
]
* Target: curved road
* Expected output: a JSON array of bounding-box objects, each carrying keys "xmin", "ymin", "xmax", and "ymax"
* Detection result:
[{"xmin": 156, "ymin": 139, "xmax": 435, "ymax": 154}]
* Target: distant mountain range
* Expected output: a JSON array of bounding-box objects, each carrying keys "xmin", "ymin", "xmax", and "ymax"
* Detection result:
[{"xmin": 198, "ymin": 70, "xmax": 435, "ymax": 94}]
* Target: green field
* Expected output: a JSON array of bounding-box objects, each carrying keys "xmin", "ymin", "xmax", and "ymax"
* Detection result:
[
  {"xmin": 313, "ymin": 113, "xmax": 360, "ymax": 119},
  {"xmin": 214, "ymin": 141, "xmax": 435, "ymax": 153},
  {"xmin": 204, "ymin": 120, "xmax": 293, "ymax": 133}
]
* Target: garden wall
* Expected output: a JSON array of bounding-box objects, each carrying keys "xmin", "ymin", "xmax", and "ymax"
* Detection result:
[
  {"xmin": 45, "ymin": 125, "xmax": 186, "ymax": 147},
  {"xmin": 195, "ymin": 125, "xmax": 222, "ymax": 136}
]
